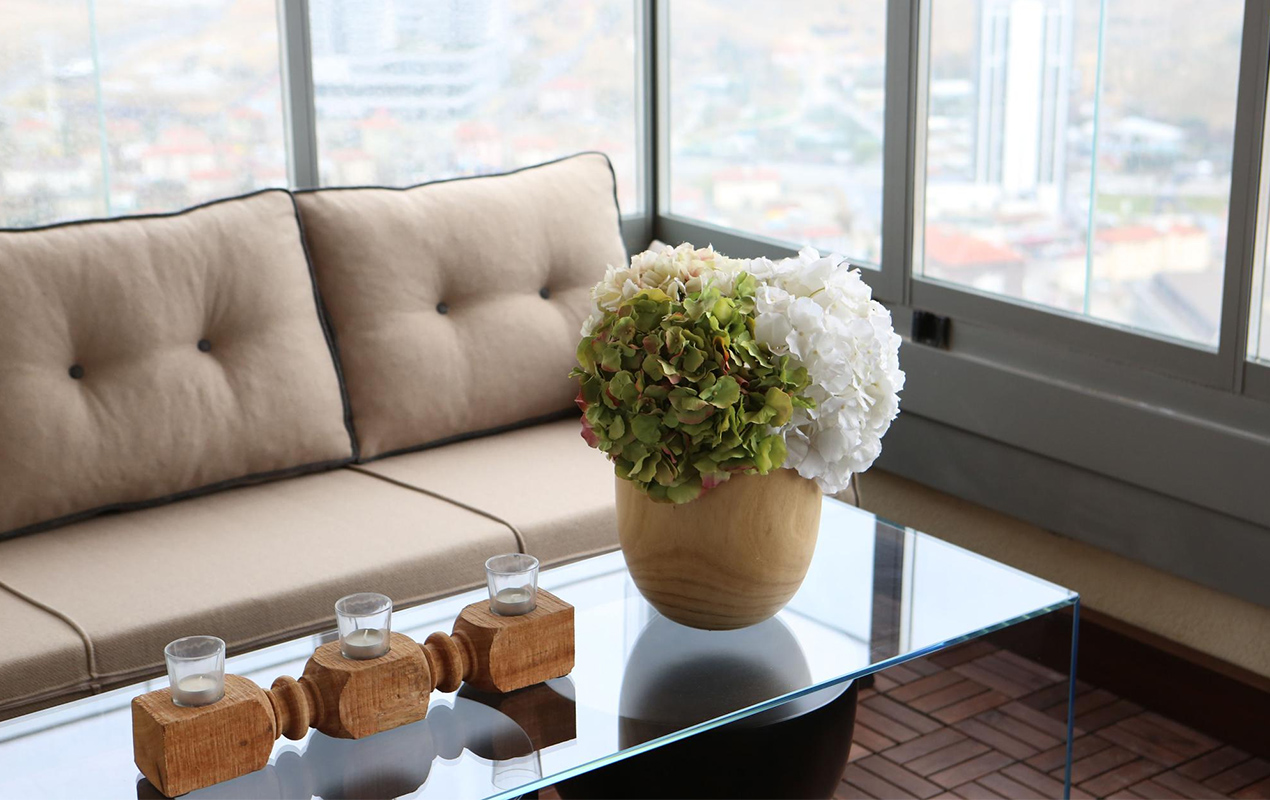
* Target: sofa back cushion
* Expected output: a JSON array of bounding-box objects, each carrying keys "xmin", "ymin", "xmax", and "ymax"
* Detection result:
[
  {"xmin": 294, "ymin": 152, "xmax": 626, "ymax": 460},
  {"xmin": 0, "ymin": 190, "xmax": 355, "ymax": 539}
]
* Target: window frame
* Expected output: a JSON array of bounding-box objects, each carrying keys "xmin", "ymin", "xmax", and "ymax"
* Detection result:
[
  {"xmin": 904, "ymin": 0, "xmax": 1270, "ymax": 391},
  {"xmin": 643, "ymin": 0, "xmax": 1270, "ymax": 391}
]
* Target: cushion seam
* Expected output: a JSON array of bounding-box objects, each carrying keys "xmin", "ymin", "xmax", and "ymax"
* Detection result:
[
  {"xmin": 292, "ymin": 150, "xmax": 620, "ymax": 199},
  {"xmin": 346, "ymin": 465, "xmax": 528, "ymax": 553},
  {"xmin": 0, "ymin": 580, "xmax": 99, "ymax": 689},
  {"xmin": 358, "ymin": 408, "xmax": 578, "ymax": 465},
  {"xmin": 286, "ymin": 191, "xmax": 361, "ymax": 461},
  {"xmin": 0, "ymin": 455, "xmax": 355, "ymax": 542},
  {"xmin": 66, "ymin": 576, "xmax": 491, "ymax": 686},
  {"xmin": 0, "ymin": 684, "xmax": 96, "ymax": 717}
]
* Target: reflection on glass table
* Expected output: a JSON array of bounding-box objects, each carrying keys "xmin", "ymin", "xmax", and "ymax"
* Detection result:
[{"xmin": 0, "ymin": 500, "xmax": 1078, "ymax": 799}]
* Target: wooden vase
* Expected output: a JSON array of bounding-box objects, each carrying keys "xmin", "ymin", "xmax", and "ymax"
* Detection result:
[{"xmin": 615, "ymin": 469, "xmax": 822, "ymax": 630}]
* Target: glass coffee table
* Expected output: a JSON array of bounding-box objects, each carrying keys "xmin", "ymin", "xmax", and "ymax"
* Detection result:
[{"xmin": 0, "ymin": 500, "xmax": 1078, "ymax": 799}]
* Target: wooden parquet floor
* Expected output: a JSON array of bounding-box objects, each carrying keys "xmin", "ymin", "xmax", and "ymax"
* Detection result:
[
  {"xmin": 836, "ymin": 640, "xmax": 1270, "ymax": 800},
  {"xmin": 541, "ymin": 637, "xmax": 1268, "ymax": 799}
]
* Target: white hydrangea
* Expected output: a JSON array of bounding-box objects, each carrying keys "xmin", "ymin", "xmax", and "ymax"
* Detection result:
[
  {"xmin": 580, "ymin": 243, "xmax": 903, "ymax": 495},
  {"xmin": 751, "ymin": 248, "xmax": 905, "ymax": 494}
]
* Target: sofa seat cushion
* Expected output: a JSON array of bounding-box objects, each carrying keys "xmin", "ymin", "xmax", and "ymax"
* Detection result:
[
  {"xmin": 0, "ymin": 469, "xmax": 517, "ymax": 705},
  {"xmin": 294, "ymin": 153, "xmax": 627, "ymax": 460},
  {"xmin": 358, "ymin": 418, "xmax": 617, "ymax": 566},
  {"xmin": 0, "ymin": 190, "xmax": 355, "ymax": 539},
  {"xmin": 0, "ymin": 589, "xmax": 91, "ymax": 715}
]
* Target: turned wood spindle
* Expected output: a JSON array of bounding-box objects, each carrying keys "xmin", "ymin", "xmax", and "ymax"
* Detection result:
[{"xmin": 134, "ymin": 589, "xmax": 575, "ymax": 797}]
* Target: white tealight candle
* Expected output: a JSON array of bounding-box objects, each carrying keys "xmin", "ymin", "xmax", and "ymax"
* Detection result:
[
  {"xmin": 172, "ymin": 673, "xmax": 223, "ymax": 707},
  {"xmin": 490, "ymin": 586, "xmax": 536, "ymax": 616},
  {"xmin": 341, "ymin": 627, "xmax": 389, "ymax": 660}
]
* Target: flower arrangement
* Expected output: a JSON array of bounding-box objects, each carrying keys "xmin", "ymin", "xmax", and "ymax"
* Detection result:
[{"xmin": 572, "ymin": 243, "xmax": 904, "ymax": 502}]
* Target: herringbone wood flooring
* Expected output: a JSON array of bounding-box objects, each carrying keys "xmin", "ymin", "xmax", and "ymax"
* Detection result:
[{"xmin": 838, "ymin": 640, "xmax": 1269, "ymax": 800}]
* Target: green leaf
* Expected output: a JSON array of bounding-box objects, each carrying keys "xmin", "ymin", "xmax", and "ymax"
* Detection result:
[
  {"xmin": 607, "ymin": 371, "xmax": 639, "ymax": 404},
  {"xmin": 631, "ymin": 413, "xmax": 662, "ymax": 444},
  {"xmin": 764, "ymin": 387, "xmax": 794, "ymax": 426},
  {"xmin": 606, "ymin": 416, "xmax": 625, "ymax": 440},
  {"xmin": 666, "ymin": 479, "xmax": 703, "ymax": 504},
  {"xmin": 702, "ymin": 375, "xmax": 740, "ymax": 408}
]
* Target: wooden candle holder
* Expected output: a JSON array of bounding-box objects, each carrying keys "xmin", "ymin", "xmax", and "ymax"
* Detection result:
[{"xmin": 133, "ymin": 590, "xmax": 574, "ymax": 797}]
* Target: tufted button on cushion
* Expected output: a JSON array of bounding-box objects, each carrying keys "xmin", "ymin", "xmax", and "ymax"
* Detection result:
[
  {"xmin": 294, "ymin": 153, "xmax": 627, "ymax": 459},
  {"xmin": 0, "ymin": 190, "xmax": 356, "ymax": 539},
  {"xmin": 197, "ymin": 339, "xmax": 212, "ymax": 353},
  {"xmin": 539, "ymin": 287, "xmax": 551, "ymax": 300},
  {"xmin": 436, "ymin": 302, "xmax": 450, "ymax": 315}
]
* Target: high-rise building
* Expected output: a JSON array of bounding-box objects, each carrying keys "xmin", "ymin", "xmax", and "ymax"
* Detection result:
[
  {"xmin": 309, "ymin": 0, "xmax": 507, "ymax": 119},
  {"xmin": 974, "ymin": 0, "xmax": 1073, "ymax": 196}
]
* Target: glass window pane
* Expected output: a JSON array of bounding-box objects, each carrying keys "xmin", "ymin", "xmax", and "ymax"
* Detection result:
[
  {"xmin": 918, "ymin": 0, "xmax": 1243, "ymax": 347},
  {"xmin": 1253, "ymin": 262, "xmax": 1269, "ymax": 362},
  {"xmin": 667, "ymin": 0, "xmax": 887, "ymax": 266},
  {"xmin": 1250, "ymin": 72, "xmax": 1270, "ymax": 364},
  {"xmin": 309, "ymin": 0, "xmax": 640, "ymax": 213},
  {"xmin": 0, "ymin": 0, "xmax": 288, "ymax": 227}
]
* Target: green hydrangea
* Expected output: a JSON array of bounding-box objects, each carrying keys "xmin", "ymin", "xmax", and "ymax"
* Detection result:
[{"xmin": 571, "ymin": 273, "xmax": 813, "ymax": 503}]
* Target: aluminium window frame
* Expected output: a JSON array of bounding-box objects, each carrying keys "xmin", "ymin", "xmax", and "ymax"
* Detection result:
[
  {"xmin": 645, "ymin": 0, "xmax": 1270, "ymax": 394},
  {"xmin": 906, "ymin": 0, "xmax": 1270, "ymax": 392}
]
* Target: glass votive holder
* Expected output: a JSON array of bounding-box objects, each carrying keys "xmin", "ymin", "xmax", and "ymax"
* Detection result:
[
  {"xmin": 486, "ymin": 554, "xmax": 539, "ymax": 616},
  {"xmin": 165, "ymin": 635, "xmax": 226, "ymax": 707},
  {"xmin": 336, "ymin": 592, "xmax": 392, "ymax": 660},
  {"xmin": 492, "ymin": 752, "xmax": 543, "ymax": 791}
]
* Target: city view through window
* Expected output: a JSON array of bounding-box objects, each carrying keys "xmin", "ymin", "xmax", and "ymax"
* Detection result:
[
  {"xmin": 0, "ymin": 0, "xmax": 638, "ymax": 227},
  {"xmin": 1, "ymin": 0, "xmax": 1263, "ymax": 360},
  {"xmin": 0, "ymin": 0, "xmax": 288, "ymax": 227},
  {"xmin": 309, "ymin": 0, "xmax": 638, "ymax": 209},
  {"xmin": 668, "ymin": 0, "xmax": 887, "ymax": 267},
  {"xmin": 920, "ymin": 0, "xmax": 1243, "ymax": 347}
]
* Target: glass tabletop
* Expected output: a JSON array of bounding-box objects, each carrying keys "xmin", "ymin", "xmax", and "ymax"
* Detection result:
[{"xmin": 0, "ymin": 499, "xmax": 1077, "ymax": 799}]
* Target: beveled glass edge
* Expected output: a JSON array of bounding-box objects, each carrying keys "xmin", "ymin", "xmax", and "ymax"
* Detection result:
[{"xmin": 482, "ymin": 593, "xmax": 1080, "ymax": 800}]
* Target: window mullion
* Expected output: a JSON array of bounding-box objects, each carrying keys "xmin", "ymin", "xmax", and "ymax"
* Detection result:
[
  {"xmin": 277, "ymin": 0, "xmax": 319, "ymax": 190},
  {"xmin": 1222, "ymin": 1, "xmax": 1270, "ymax": 390},
  {"xmin": 651, "ymin": 0, "xmax": 671, "ymax": 232},
  {"xmin": 884, "ymin": 0, "xmax": 920, "ymax": 307}
]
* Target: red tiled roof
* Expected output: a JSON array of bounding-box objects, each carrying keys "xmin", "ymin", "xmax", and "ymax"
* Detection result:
[
  {"xmin": 924, "ymin": 227, "xmax": 1023, "ymax": 266},
  {"xmin": 1097, "ymin": 225, "xmax": 1159, "ymax": 243}
]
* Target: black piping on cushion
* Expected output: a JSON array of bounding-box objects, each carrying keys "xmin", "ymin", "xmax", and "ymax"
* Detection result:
[
  {"xmin": 0, "ymin": 188, "xmax": 358, "ymax": 542},
  {"xmin": 293, "ymin": 151, "xmax": 624, "ymax": 464},
  {"xmin": 286, "ymin": 191, "xmax": 360, "ymax": 461}
]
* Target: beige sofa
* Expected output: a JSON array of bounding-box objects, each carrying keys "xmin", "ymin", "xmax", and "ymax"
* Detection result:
[{"xmin": 0, "ymin": 153, "xmax": 626, "ymax": 720}]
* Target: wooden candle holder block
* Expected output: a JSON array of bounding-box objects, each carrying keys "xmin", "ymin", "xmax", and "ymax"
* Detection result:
[
  {"xmin": 133, "ymin": 589, "xmax": 574, "ymax": 797},
  {"xmin": 133, "ymin": 675, "xmax": 276, "ymax": 798},
  {"xmin": 428, "ymin": 588, "xmax": 575, "ymax": 694}
]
